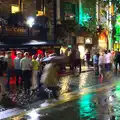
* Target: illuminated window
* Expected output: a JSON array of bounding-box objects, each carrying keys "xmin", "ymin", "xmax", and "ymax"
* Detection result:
[{"xmin": 11, "ymin": 5, "xmax": 20, "ymax": 13}]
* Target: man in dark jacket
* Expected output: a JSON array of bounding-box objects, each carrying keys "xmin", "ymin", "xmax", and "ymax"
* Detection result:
[{"xmin": 114, "ymin": 49, "xmax": 120, "ymax": 74}]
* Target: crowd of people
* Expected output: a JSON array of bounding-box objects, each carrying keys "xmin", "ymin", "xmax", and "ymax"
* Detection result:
[
  {"xmin": 92, "ymin": 49, "xmax": 120, "ymax": 76},
  {"xmin": 0, "ymin": 47, "xmax": 82, "ymax": 101},
  {"xmin": 0, "ymin": 51, "xmax": 45, "ymax": 93},
  {"xmin": 2, "ymin": 47, "xmax": 120, "ymax": 102}
]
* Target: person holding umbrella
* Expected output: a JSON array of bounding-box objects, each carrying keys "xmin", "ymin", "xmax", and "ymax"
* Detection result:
[{"xmin": 40, "ymin": 59, "xmax": 60, "ymax": 104}]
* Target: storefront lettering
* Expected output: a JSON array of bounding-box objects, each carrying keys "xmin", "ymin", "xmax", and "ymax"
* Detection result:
[
  {"xmin": 0, "ymin": 25, "xmax": 46, "ymax": 38},
  {"xmin": 0, "ymin": 26, "xmax": 27, "ymax": 33},
  {"xmin": 7, "ymin": 27, "xmax": 26, "ymax": 33}
]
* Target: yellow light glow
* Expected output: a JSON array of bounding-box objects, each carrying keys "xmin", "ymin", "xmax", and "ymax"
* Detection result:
[
  {"xmin": 78, "ymin": 45, "xmax": 85, "ymax": 59},
  {"xmin": 60, "ymin": 47, "xmax": 67, "ymax": 54},
  {"xmin": 36, "ymin": 11, "xmax": 44, "ymax": 16},
  {"xmin": 11, "ymin": 5, "xmax": 20, "ymax": 13}
]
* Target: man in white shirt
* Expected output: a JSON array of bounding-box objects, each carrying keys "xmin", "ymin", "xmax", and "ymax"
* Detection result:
[
  {"xmin": 20, "ymin": 52, "xmax": 32, "ymax": 93},
  {"xmin": 14, "ymin": 52, "xmax": 22, "ymax": 89}
]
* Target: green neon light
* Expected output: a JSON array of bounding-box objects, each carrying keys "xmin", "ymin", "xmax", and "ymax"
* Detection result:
[
  {"xmin": 116, "ymin": 15, "xmax": 120, "ymax": 26},
  {"xmin": 115, "ymin": 36, "xmax": 120, "ymax": 41},
  {"xmin": 115, "ymin": 15, "xmax": 120, "ymax": 41},
  {"xmin": 116, "ymin": 26, "xmax": 120, "ymax": 35},
  {"xmin": 82, "ymin": 13, "xmax": 91, "ymax": 22},
  {"xmin": 79, "ymin": 2, "xmax": 83, "ymax": 25}
]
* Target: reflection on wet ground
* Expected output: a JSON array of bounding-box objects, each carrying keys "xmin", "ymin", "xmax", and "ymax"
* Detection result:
[
  {"xmin": 3, "ymin": 71, "xmax": 120, "ymax": 119},
  {"xmin": 59, "ymin": 71, "xmax": 115, "ymax": 94},
  {"xmin": 19, "ymin": 84, "xmax": 120, "ymax": 120}
]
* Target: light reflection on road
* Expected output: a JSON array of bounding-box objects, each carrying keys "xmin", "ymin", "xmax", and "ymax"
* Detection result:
[
  {"xmin": 9, "ymin": 73, "xmax": 120, "ymax": 120},
  {"xmin": 11, "ymin": 84, "xmax": 120, "ymax": 120}
]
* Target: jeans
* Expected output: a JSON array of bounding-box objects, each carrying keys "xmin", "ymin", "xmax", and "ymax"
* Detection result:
[
  {"xmin": 22, "ymin": 70, "xmax": 31, "ymax": 91},
  {"xmin": 15, "ymin": 69, "xmax": 22, "ymax": 88},
  {"xmin": 105, "ymin": 63, "xmax": 111, "ymax": 71}
]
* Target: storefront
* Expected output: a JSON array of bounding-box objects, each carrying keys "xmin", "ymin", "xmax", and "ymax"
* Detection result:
[
  {"xmin": 98, "ymin": 30, "xmax": 108, "ymax": 50},
  {"xmin": 0, "ymin": 25, "xmax": 61, "ymax": 55},
  {"xmin": 76, "ymin": 36, "xmax": 93, "ymax": 59}
]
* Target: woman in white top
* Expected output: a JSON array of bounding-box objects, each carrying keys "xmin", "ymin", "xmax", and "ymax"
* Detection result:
[{"xmin": 105, "ymin": 50, "xmax": 112, "ymax": 71}]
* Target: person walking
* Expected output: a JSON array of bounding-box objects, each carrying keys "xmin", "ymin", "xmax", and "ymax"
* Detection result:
[
  {"xmin": 93, "ymin": 52, "xmax": 99, "ymax": 75},
  {"xmin": 14, "ymin": 52, "xmax": 23, "ymax": 90},
  {"xmin": 70, "ymin": 46, "xmax": 76, "ymax": 71},
  {"xmin": 75, "ymin": 48, "xmax": 81, "ymax": 73},
  {"xmin": 98, "ymin": 52, "xmax": 105, "ymax": 82},
  {"xmin": 86, "ymin": 51, "xmax": 91, "ymax": 68},
  {"xmin": 31, "ymin": 55, "xmax": 39, "ymax": 90},
  {"xmin": 41, "ymin": 62, "xmax": 59, "ymax": 100},
  {"xmin": 20, "ymin": 52, "xmax": 32, "ymax": 93},
  {"xmin": 114, "ymin": 49, "xmax": 120, "ymax": 74}
]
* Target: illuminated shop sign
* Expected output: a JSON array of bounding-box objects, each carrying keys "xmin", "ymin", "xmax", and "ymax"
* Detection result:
[
  {"xmin": 0, "ymin": 26, "xmax": 27, "ymax": 36},
  {"xmin": 0, "ymin": 26, "xmax": 43, "ymax": 37}
]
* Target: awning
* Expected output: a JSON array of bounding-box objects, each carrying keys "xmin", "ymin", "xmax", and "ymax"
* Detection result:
[
  {"xmin": 0, "ymin": 40, "xmax": 61, "ymax": 50},
  {"xmin": 23, "ymin": 40, "xmax": 57, "ymax": 46}
]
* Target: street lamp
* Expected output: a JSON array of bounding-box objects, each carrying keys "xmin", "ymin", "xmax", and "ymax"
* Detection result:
[
  {"xmin": 26, "ymin": 17, "xmax": 35, "ymax": 36},
  {"xmin": 26, "ymin": 17, "xmax": 35, "ymax": 28}
]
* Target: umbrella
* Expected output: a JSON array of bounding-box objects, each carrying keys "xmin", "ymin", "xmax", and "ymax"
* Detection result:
[
  {"xmin": 51, "ymin": 56, "xmax": 70, "ymax": 64},
  {"xmin": 42, "ymin": 56, "xmax": 56, "ymax": 62}
]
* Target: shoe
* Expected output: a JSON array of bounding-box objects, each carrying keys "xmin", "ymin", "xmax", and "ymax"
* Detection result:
[{"xmin": 40, "ymin": 100, "xmax": 50, "ymax": 107}]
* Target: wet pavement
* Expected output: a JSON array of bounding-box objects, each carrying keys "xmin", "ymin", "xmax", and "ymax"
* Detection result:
[
  {"xmin": 2, "ymin": 71, "xmax": 120, "ymax": 120},
  {"xmin": 10, "ymin": 80, "xmax": 120, "ymax": 120}
]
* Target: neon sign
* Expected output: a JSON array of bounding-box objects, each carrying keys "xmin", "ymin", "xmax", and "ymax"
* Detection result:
[{"xmin": 115, "ymin": 15, "xmax": 120, "ymax": 41}]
